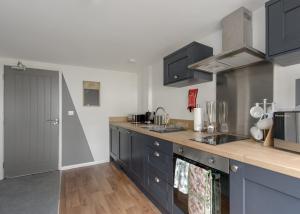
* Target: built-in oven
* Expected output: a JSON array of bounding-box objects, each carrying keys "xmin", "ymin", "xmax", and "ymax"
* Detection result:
[{"xmin": 173, "ymin": 144, "xmax": 230, "ymax": 214}]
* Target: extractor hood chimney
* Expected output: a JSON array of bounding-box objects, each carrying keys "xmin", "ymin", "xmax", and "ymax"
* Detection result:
[{"xmin": 189, "ymin": 7, "xmax": 265, "ymax": 73}]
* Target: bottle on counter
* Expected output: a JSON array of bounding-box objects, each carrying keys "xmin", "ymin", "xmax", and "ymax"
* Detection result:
[{"xmin": 194, "ymin": 104, "xmax": 203, "ymax": 132}]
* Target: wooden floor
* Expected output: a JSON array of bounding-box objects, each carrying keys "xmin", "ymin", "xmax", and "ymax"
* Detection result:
[{"xmin": 59, "ymin": 163, "xmax": 160, "ymax": 214}]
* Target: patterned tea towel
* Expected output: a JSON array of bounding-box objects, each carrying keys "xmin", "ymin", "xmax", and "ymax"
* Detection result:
[{"xmin": 188, "ymin": 164, "xmax": 213, "ymax": 214}]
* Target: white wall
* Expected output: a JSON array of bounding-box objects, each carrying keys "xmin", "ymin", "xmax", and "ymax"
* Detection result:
[
  {"xmin": 62, "ymin": 66, "xmax": 137, "ymax": 162},
  {"xmin": 139, "ymin": 6, "xmax": 300, "ymax": 119},
  {"xmin": 0, "ymin": 57, "xmax": 138, "ymax": 179},
  {"xmin": 151, "ymin": 61, "xmax": 216, "ymax": 120},
  {"xmin": 252, "ymin": 7, "xmax": 266, "ymax": 53},
  {"xmin": 139, "ymin": 30, "xmax": 222, "ymax": 119},
  {"xmin": 137, "ymin": 66, "xmax": 153, "ymax": 113}
]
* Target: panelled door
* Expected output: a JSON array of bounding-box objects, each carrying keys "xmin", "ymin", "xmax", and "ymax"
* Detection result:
[{"xmin": 4, "ymin": 66, "xmax": 59, "ymax": 178}]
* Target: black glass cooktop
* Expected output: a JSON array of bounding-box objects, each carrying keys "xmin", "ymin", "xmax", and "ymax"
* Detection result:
[{"xmin": 191, "ymin": 134, "xmax": 248, "ymax": 145}]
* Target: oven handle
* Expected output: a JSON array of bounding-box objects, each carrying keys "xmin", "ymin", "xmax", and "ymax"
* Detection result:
[{"xmin": 173, "ymin": 144, "xmax": 229, "ymax": 174}]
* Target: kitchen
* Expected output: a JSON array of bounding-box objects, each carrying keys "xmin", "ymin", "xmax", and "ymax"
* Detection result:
[
  {"xmin": 110, "ymin": 2, "xmax": 300, "ymax": 214},
  {"xmin": 1, "ymin": 0, "xmax": 300, "ymax": 214}
]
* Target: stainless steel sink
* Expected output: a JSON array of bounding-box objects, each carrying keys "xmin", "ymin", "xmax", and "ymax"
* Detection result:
[
  {"xmin": 139, "ymin": 125, "xmax": 155, "ymax": 129},
  {"xmin": 140, "ymin": 125, "xmax": 185, "ymax": 133}
]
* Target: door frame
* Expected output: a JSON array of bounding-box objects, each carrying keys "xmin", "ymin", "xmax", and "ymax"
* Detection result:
[{"xmin": 0, "ymin": 61, "xmax": 63, "ymax": 179}]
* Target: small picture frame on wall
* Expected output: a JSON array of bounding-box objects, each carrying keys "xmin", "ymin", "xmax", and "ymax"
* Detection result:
[{"xmin": 83, "ymin": 81, "xmax": 100, "ymax": 106}]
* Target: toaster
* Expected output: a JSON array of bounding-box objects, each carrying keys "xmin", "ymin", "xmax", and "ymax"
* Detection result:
[{"xmin": 273, "ymin": 111, "xmax": 300, "ymax": 153}]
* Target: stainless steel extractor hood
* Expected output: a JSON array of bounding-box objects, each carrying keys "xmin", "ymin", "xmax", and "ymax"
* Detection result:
[{"xmin": 189, "ymin": 7, "xmax": 265, "ymax": 73}]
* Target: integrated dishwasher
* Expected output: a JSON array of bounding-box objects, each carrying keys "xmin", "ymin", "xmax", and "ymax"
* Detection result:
[{"xmin": 173, "ymin": 144, "xmax": 230, "ymax": 214}]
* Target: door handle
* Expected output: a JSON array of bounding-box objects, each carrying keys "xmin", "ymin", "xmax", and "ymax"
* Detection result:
[{"xmin": 46, "ymin": 118, "xmax": 59, "ymax": 125}]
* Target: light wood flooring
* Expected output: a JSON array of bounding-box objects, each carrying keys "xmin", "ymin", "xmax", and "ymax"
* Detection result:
[{"xmin": 59, "ymin": 163, "xmax": 160, "ymax": 214}]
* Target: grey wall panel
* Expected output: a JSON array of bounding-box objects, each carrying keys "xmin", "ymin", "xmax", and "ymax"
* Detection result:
[
  {"xmin": 296, "ymin": 79, "xmax": 300, "ymax": 106},
  {"xmin": 62, "ymin": 75, "xmax": 94, "ymax": 166}
]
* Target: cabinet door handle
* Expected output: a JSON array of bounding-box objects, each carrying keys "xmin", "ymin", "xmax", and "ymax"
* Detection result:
[
  {"xmin": 174, "ymin": 75, "xmax": 179, "ymax": 79},
  {"xmin": 230, "ymin": 165, "xmax": 239, "ymax": 173},
  {"xmin": 154, "ymin": 177, "xmax": 160, "ymax": 183},
  {"xmin": 153, "ymin": 151, "xmax": 160, "ymax": 157},
  {"xmin": 154, "ymin": 141, "xmax": 160, "ymax": 147},
  {"xmin": 208, "ymin": 157, "xmax": 215, "ymax": 164}
]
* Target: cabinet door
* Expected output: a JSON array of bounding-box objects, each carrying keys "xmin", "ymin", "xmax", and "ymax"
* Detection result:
[
  {"xmin": 146, "ymin": 146, "xmax": 173, "ymax": 184},
  {"xmin": 267, "ymin": 0, "xmax": 300, "ymax": 56},
  {"xmin": 146, "ymin": 164, "xmax": 173, "ymax": 213},
  {"xmin": 110, "ymin": 126, "xmax": 119, "ymax": 160},
  {"xmin": 230, "ymin": 160, "xmax": 300, "ymax": 214},
  {"xmin": 130, "ymin": 133, "xmax": 146, "ymax": 185},
  {"xmin": 164, "ymin": 50, "xmax": 190, "ymax": 84},
  {"xmin": 119, "ymin": 128, "xmax": 131, "ymax": 169}
]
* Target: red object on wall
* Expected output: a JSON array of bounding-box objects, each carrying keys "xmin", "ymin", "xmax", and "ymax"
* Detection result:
[{"xmin": 187, "ymin": 89, "xmax": 198, "ymax": 112}]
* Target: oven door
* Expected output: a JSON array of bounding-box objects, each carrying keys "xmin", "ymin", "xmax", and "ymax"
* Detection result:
[{"xmin": 173, "ymin": 154, "xmax": 230, "ymax": 214}]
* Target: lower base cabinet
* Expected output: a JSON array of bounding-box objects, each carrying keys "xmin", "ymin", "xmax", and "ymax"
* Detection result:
[
  {"xmin": 119, "ymin": 128, "xmax": 131, "ymax": 170},
  {"xmin": 111, "ymin": 126, "xmax": 300, "ymax": 214},
  {"xmin": 145, "ymin": 164, "xmax": 173, "ymax": 213},
  {"xmin": 129, "ymin": 132, "xmax": 146, "ymax": 186},
  {"xmin": 230, "ymin": 160, "xmax": 300, "ymax": 214},
  {"xmin": 110, "ymin": 126, "xmax": 173, "ymax": 214},
  {"xmin": 109, "ymin": 126, "xmax": 119, "ymax": 161}
]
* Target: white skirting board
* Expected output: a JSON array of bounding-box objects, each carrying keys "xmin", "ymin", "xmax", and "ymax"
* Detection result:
[{"xmin": 60, "ymin": 160, "xmax": 108, "ymax": 171}]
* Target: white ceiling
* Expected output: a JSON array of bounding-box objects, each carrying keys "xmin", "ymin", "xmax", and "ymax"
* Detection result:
[{"xmin": 0, "ymin": 0, "xmax": 267, "ymax": 72}]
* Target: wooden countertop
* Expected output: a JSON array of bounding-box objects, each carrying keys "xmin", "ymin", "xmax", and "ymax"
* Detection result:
[{"xmin": 110, "ymin": 122, "xmax": 300, "ymax": 179}]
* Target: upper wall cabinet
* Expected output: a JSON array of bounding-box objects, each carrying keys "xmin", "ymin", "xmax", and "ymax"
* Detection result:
[
  {"xmin": 163, "ymin": 42, "xmax": 213, "ymax": 87},
  {"xmin": 266, "ymin": 0, "xmax": 300, "ymax": 66}
]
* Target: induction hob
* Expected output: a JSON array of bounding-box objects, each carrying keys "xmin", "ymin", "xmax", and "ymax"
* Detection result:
[{"xmin": 191, "ymin": 134, "xmax": 248, "ymax": 145}]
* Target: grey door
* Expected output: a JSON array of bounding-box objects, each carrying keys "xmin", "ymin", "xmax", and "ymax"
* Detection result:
[{"xmin": 4, "ymin": 66, "xmax": 59, "ymax": 178}]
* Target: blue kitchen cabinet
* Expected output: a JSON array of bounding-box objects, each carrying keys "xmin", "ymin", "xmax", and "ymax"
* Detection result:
[
  {"xmin": 129, "ymin": 132, "xmax": 147, "ymax": 186},
  {"xmin": 119, "ymin": 128, "xmax": 131, "ymax": 170},
  {"xmin": 145, "ymin": 136, "xmax": 173, "ymax": 213},
  {"xmin": 230, "ymin": 160, "xmax": 300, "ymax": 214},
  {"xmin": 111, "ymin": 127, "xmax": 174, "ymax": 214},
  {"xmin": 164, "ymin": 42, "xmax": 213, "ymax": 87},
  {"xmin": 266, "ymin": 0, "xmax": 300, "ymax": 65},
  {"xmin": 109, "ymin": 125, "xmax": 119, "ymax": 161}
]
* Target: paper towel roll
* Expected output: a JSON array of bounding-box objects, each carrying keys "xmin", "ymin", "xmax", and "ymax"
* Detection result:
[{"xmin": 194, "ymin": 107, "xmax": 203, "ymax": 131}]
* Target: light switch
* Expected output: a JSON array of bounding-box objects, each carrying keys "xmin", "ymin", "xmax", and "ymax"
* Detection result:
[{"xmin": 68, "ymin": 110, "xmax": 74, "ymax": 116}]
